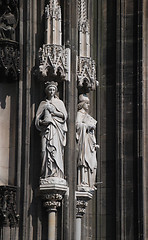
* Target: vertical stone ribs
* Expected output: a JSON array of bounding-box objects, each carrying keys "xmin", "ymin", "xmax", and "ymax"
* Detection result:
[
  {"xmin": 0, "ymin": 186, "xmax": 19, "ymax": 227},
  {"xmin": 38, "ymin": 0, "xmax": 69, "ymax": 81},
  {"xmin": 78, "ymin": 0, "xmax": 87, "ymax": 24},
  {"xmin": 77, "ymin": 0, "xmax": 98, "ymax": 93}
]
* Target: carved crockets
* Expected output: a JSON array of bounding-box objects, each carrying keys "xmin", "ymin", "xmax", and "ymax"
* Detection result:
[{"xmin": 35, "ymin": 81, "xmax": 67, "ymax": 180}]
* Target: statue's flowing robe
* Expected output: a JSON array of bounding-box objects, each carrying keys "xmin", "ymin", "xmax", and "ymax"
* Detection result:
[
  {"xmin": 76, "ymin": 110, "xmax": 97, "ymax": 187},
  {"xmin": 35, "ymin": 97, "xmax": 67, "ymax": 178}
]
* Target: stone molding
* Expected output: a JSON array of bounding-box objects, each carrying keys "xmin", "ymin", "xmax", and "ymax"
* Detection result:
[
  {"xmin": 40, "ymin": 177, "xmax": 67, "ymax": 186},
  {"xmin": 0, "ymin": 186, "xmax": 19, "ymax": 227}
]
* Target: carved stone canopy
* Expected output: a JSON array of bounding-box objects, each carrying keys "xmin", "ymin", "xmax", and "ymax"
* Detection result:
[
  {"xmin": 77, "ymin": 56, "xmax": 98, "ymax": 93},
  {"xmin": 0, "ymin": 186, "xmax": 19, "ymax": 227},
  {"xmin": 38, "ymin": 44, "xmax": 68, "ymax": 82}
]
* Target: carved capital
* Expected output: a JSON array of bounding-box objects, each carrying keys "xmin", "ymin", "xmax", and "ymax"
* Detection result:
[
  {"xmin": 76, "ymin": 191, "xmax": 93, "ymax": 218},
  {"xmin": 39, "ymin": 180, "xmax": 68, "ymax": 212},
  {"xmin": 76, "ymin": 200, "xmax": 88, "ymax": 218},
  {"xmin": 42, "ymin": 193, "xmax": 62, "ymax": 211},
  {"xmin": 0, "ymin": 186, "xmax": 19, "ymax": 227},
  {"xmin": 0, "ymin": 40, "xmax": 20, "ymax": 81},
  {"xmin": 38, "ymin": 44, "xmax": 68, "ymax": 81},
  {"xmin": 77, "ymin": 56, "xmax": 98, "ymax": 92}
]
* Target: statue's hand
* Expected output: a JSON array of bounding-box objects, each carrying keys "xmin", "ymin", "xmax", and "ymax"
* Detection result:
[
  {"xmin": 87, "ymin": 125, "xmax": 95, "ymax": 132},
  {"xmin": 47, "ymin": 104, "xmax": 56, "ymax": 113},
  {"xmin": 39, "ymin": 120, "xmax": 50, "ymax": 126},
  {"xmin": 95, "ymin": 144, "xmax": 100, "ymax": 150}
]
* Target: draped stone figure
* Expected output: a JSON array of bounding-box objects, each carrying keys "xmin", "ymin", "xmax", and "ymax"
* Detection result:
[
  {"xmin": 76, "ymin": 94, "xmax": 99, "ymax": 189},
  {"xmin": 0, "ymin": 6, "xmax": 16, "ymax": 40},
  {"xmin": 35, "ymin": 82, "xmax": 67, "ymax": 179}
]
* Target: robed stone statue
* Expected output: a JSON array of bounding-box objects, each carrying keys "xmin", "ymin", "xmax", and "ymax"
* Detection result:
[
  {"xmin": 35, "ymin": 81, "xmax": 67, "ymax": 179},
  {"xmin": 76, "ymin": 94, "xmax": 99, "ymax": 189}
]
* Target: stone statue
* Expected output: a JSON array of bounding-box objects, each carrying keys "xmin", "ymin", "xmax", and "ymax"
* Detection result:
[
  {"xmin": 0, "ymin": 6, "xmax": 16, "ymax": 40},
  {"xmin": 35, "ymin": 81, "xmax": 67, "ymax": 179},
  {"xmin": 76, "ymin": 94, "xmax": 99, "ymax": 189}
]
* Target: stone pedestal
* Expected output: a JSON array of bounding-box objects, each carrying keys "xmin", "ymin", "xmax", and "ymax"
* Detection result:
[{"xmin": 39, "ymin": 177, "xmax": 67, "ymax": 240}]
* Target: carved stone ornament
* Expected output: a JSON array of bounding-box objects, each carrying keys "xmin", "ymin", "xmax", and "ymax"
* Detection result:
[
  {"xmin": 77, "ymin": 56, "xmax": 98, "ymax": 92},
  {"xmin": 0, "ymin": 186, "xmax": 19, "ymax": 227},
  {"xmin": 0, "ymin": 40, "xmax": 20, "ymax": 80},
  {"xmin": 76, "ymin": 200, "xmax": 88, "ymax": 217},
  {"xmin": 0, "ymin": 0, "xmax": 19, "ymax": 81},
  {"xmin": 38, "ymin": 45, "xmax": 68, "ymax": 80},
  {"xmin": 45, "ymin": 0, "xmax": 62, "ymax": 45},
  {"xmin": 77, "ymin": 0, "xmax": 98, "ymax": 92},
  {"xmin": 78, "ymin": 0, "xmax": 89, "ymax": 34},
  {"xmin": 37, "ymin": 0, "xmax": 70, "ymax": 81},
  {"xmin": 0, "ymin": 0, "xmax": 19, "ymax": 41},
  {"xmin": 42, "ymin": 193, "xmax": 62, "ymax": 211},
  {"xmin": 76, "ymin": 191, "xmax": 93, "ymax": 218}
]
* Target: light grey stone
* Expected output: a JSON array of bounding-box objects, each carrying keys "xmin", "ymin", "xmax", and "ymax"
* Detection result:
[
  {"xmin": 35, "ymin": 81, "xmax": 67, "ymax": 180},
  {"xmin": 76, "ymin": 94, "xmax": 99, "ymax": 190}
]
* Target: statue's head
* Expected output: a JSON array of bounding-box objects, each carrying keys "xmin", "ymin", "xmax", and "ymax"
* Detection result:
[
  {"xmin": 45, "ymin": 81, "xmax": 58, "ymax": 97},
  {"xmin": 78, "ymin": 94, "xmax": 90, "ymax": 111}
]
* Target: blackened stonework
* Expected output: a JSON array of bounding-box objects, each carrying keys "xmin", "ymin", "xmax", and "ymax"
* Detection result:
[
  {"xmin": 0, "ymin": 0, "xmax": 19, "ymax": 81},
  {"xmin": 0, "ymin": 0, "xmax": 18, "ymax": 41},
  {"xmin": 0, "ymin": 186, "xmax": 19, "ymax": 227},
  {"xmin": 0, "ymin": 40, "xmax": 20, "ymax": 81}
]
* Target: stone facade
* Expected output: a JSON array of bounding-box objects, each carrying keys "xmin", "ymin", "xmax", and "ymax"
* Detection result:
[{"xmin": 0, "ymin": 0, "xmax": 146, "ymax": 240}]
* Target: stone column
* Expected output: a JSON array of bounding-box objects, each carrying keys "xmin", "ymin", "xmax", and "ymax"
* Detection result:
[
  {"xmin": 39, "ymin": 178, "xmax": 68, "ymax": 240},
  {"xmin": 76, "ymin": 191, "xmax": 93, "ymax": 240},
  {"xmin": 76, "ymin": 200, "xmax": 88, "ymax": 240},
  {"xmin": 42, "ymin": 193, "xmax": 62, "ymax": 240}
]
